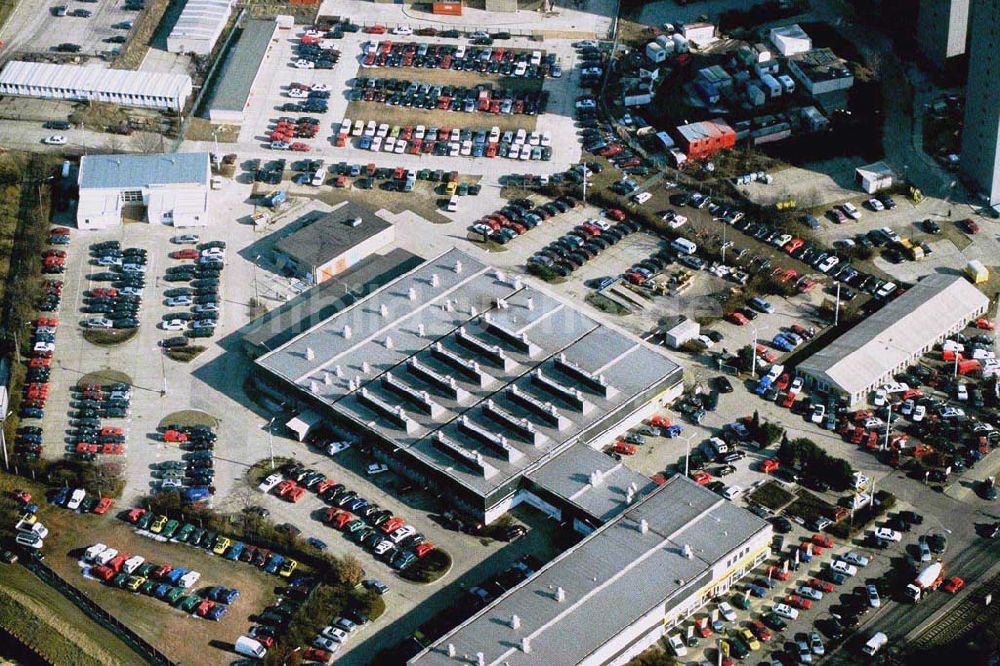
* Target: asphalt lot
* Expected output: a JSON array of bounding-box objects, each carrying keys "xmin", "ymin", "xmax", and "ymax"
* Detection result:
[{"xmin": 0, "ymin": 0, "xmax": 138, "ymax": 58}]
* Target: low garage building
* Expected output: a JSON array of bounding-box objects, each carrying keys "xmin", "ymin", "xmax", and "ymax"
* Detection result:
[
  {"xmin": 0, "ymin": 61, "xmax": 192, "ymax": 111},
  {"xmin": 271, "ymin": 202, "xmax": 395, "ymax": 285},
  {"xmin": 798, "ymin": 274, "xmax": 989, "ymax": 405},
  {"xmin": 167, "ymin": 0, "xmax": 232, "ymax": 55},
  {"xmin": 76, "ymin": 152, "xmax": 211, "ymax": 230},
  {"xmin": 204, "ymin": 18, "xmax": 279, "ymax": 125}
]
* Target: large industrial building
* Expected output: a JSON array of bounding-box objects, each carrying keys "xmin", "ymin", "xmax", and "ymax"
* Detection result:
[
  {"xmin": 961, "ymin": 0, "xmax": 1000, "ymax": 208},
  {"xmin": 917, "ymin": 0, "xmax": 969, "ymax": 71},
  {"xmin": 252, "ymin": 248, "xmax": 684, "ymax": 524},
  {"xmin": 205, "ymin": 18, "xmax": 279, "ymax": 124},
  {"xmin": 77, "ymin": 152, "xmax": 211, "ymax": 230},
  {"xmin": 271, "ymin": 202, "xmax": 396, "ymax": 285},
  {"xmin": 167, "ymin": 0, "xmax": 233, "ymax": 55},
  {"xmin": 410, "ymin": 476, "xmax": 772, "ymax": 666},
  {"xmin": 0, "ymin": 61, "xmax": 192, "ymax": 111},
  {"xmin": 799, "ymin": 275, "xmax": 989, "ymax": 405}
]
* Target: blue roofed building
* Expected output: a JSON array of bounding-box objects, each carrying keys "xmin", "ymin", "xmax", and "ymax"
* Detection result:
[{"xmin": 76, "ymin": 152, "xmax": 211, "ymax": 230}]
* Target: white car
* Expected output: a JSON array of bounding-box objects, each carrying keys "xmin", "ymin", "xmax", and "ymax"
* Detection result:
[
  {"xmin": 191, "ymin": 320, "xmax": 217, "ymax": 330},
  {"xmin": 866, "ymin": 584, "xmax": 881, "ymax": 608},
  {"xmin": 773, "ymin": 603, "xmax": 799, "ymax": 620},
  {"xmin": 34, "ymin": 341, "xmax": 55, "ymax": 353},
  {"xmin": 179, "ymin": 571, "xmax": 201, "ymax": 588},
  {"xmin": 723, "ymin": 485, "xmax": 743, "ymax": 501},
  {"xmin": 288, "ymin": 88, "xmax": 308, "ymax": 98},
  {"xmin": 789, "ymin": 377, "xmax": 804, "ymax": 394},
  {"xmin": 575, "ymin": 98, "xmax": 597, "ymax": 109},
  {"xmin": 160, "ymin": 319, "xmax": 186, "ymax": 331},
  {"xmin": 367, "ymin": 463, "xmax": 388, "ymax": 475},
  {"xmin": 391, "ymin": 25, "xmax": 412, "ymax": 35},
  {"xmin": 67, "ymin": 488, "xmax": 86, "ymax": 510},
  {"xmin": 841, "ymin": 202, "xmax": 861, "ymax": 220},
  {"xmin": 810, "ymin": 404, "xmax": 825, "ymax": 423},
  {"xmin": 373, "ymin": 540, "xmax": 394, "ymax": 556},
  {"xmin": 912, "ymin": 404, "xmax": 926, "ymax": 421},
  {"xmin": 957, "ymin": 383, "xmax": 969, "ymax": 401},
  {"xmin": 327, "ymin": 441, "xmax": 351, "ymax": 455},
  {"xmin": 797, "ymin": 585, "xmax": 823, "ymax": 601},
  {"xmin": 322, "ymin": 625, "xmax": 350, "ymax": 642},
  {"xmin": 258, "ymin": 472, "xmax": 282, "ymax": 493},
  {"xmin": 313, "ymin": 637, "xmax": 338, "ymax": 651},
  {"xmin": 841, "ymin": 551, "xmax": 870, "ymax": 567},
  {"xmin": 667, "ymin": 634, "xmax": 688, "ymax": 657},
  {"xmin": 165, "ymin": 296, "xmax": 192, "ymax": 307},
  {"xmin": 817, "ymin": 255, "xmax": 840, "ymax": 273},
  {"xmin": 940, "ymin": 406, "xmax": 965, "ymax": 419},
  {"xmin": 830, "ymin": 560, "xmax": 858, "ymax": 577},
  {"xmin": 632, "ymin": 192, "xmax": 652, "ymax": 205},
  {"xmin": 15, "ymin": 531, "xmax": 43, "ymax": 549},
  {"xmin": 873, "ymin": 527, "xmax": 902, "ymax": 542},
  {"xmin": 294, "ymin": 59, "xmax": 315, "ymax": 69},
  {"xmin": 201, "ymin": 247, "xmax": 225, "ymax": 257},
  {"xmin": 872, "ymin": 389, "xmax": 887, "ymax": 406},
  {"xmin": 867, "ymin": 198, "xmax": 885, "ymax": 211},
  {"xmin": 718, "ymin": 601, "xmax": 737, "ymax": 622},
  {"xmin": 85, "ymin": 543, "xmax": 109, "ymax": 562},
  {"xmin": 43, "ymin": 135, "xmax": 67, "ymax": 145},
  {"xmin": 123, "ymin": 555, "xmax": 145, "ymax": 573},
  {"xmin": 172, "ymin": 234, "xmax": 199, "ymax": 244},
  {"xmin": 311, "ymin": 83, "xmax": 330, "ymax": 93},
  {"xmin": 94, "ymin": 547, "xmax": 119, "ymax": 565},
  {"xmin": 83, "ymin": 318, "xmax": 113, "ymax": 329},
  {"xmin": 193, "ymin": 303, "xmax": 219, "ymax": 314}
]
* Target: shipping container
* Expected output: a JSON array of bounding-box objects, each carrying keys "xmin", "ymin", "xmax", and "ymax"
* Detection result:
[{"xmin": 432, "ymin": 1, "xmax": 462, "ymax": 14}]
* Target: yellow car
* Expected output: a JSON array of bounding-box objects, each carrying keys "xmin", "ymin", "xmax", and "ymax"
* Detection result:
[
  {"xmin": 149, "ymin": 515, "xmax": 168, "ymax": 533},
  {"xmin": 279, "ymin": 558, "xmax": 298, "ymax": 577},
  {"xmin": 126, "ymin": 575, "xmax": 146, "ymax": 592},
  {"xmin": 738, "ymin": 628, "xmax": 761, "ymax": 651},
  {"xmin": 212, "ymin": 536, "xmax": 231, "ymax": 556},
  {"xmin": 445, "ymin": 181, "xmax": 457, "ymax": 196},
  {"xmin": 19, "ymin": 513, "xmax": 37, "ymax": 526}
]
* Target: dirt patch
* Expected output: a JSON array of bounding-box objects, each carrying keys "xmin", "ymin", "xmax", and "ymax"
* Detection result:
[
  {"xmin": 77, "ymin": 369, "xmax": 133, "ymax": 388},
  {"xmin": 185, "ymin": 117, "xmax": 239, "ymax": 143},
  {"xmin": 344, "ymin": 101, "xmax": 538, "ymax": 133},
  {"xmin": 786, "ymin": 490, "xmax": 837, "ymax": 522},
  {"xmin": 158, "ymin": 409, "xmax": 218, "ymax": 429},
  {"xmin": 165, "ymin": 346, "xmax": 207, "ymax": 363}
]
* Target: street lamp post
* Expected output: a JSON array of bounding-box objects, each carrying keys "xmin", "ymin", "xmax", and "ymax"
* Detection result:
[
  {"xmin": 264, "ymin": 417, "xmax": 276, "ymax": 470},
  {"xmin": 0, "ymin": 410, "xmax": 11, "ymax": 471}
]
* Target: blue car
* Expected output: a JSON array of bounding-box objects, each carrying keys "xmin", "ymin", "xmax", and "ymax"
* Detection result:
[
  {"xmin": 663, "ymin": 425, "xmax": 684, "ymax": 438},
  {"xmin": 772, "ymin": 335, "xmax": 794, "ymax": 352},
  {"xmin": 358, "ymin": 136, "xmax": 372, "ymax": 150},
  {"xmin": 52, "ymin": 487, "xmax": 69, "ymax": 505},
  {"xmin": 224, "ymin": 543, "xmax": 245, "ymax": 561},
  {"xmin": 264, "ymin": 554, "xmax": 285, "ymax": 575},
  {"xmin": 154, "ymin": 583, "xmax": 171, "ymax": 598},
  {"xmin": 307, "ymin": 537, "xmax": 328, "ymax": 551},
  {"xmin": 164, "ymin": 567, "xmax": 188, "ymax": 585},
  {"xmin": 207, "ymin": 604, "xmax": 228, "ymax": 621},
  {"xmin": 209, "ymin": 586, "xmax": 239, "ymax": 604}
]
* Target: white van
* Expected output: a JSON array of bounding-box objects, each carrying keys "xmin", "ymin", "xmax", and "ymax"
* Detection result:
[
  {"xmin": 447, "ymin": 196, "xmax": 459, "ymax": 212},
  {"xmin": 235, "ymin": 636, "xmax": 267, "ymax": 659},
  {"xmin": 311, "ymin": 167, "xmax": 327, "ymax": 187},
  {"xmin": 861, "ymin": 632, "xmax": 887, "ymax": 656},
  {"xmin": 671, "ymin": 238, "xmax": 697, "ymax": 255}
]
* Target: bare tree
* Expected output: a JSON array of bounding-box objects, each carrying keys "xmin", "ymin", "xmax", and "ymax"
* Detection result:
[
  {"xmin": 103, "ymin": 134, "xmax": 124, "ymax": 154},
  {"xmin": 134, "ymin": 131, "xmax": 163, "ymax": 154}
]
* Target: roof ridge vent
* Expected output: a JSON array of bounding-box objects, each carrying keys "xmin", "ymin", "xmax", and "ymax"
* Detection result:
[
  {"xmin": 454, "ymin": 259, "xmax": 463, "ymax": 274},
  {"xmin": 305, "ymin": 347, "xmax": 315, "ymax": 360},
  {"xmin": 343, "ymin": 325, "xmax": 352, "ymax": 339},
  {"xmin": 408, "ymin": 286, "xmax": 417, "ymax": 301},
  {"xmin": 430, "ymin": 273, "xmax": 439, "ymax": 287},
  {"xmin": 683, "ymin": 544, "xmax": 693, "ymax": 559}
]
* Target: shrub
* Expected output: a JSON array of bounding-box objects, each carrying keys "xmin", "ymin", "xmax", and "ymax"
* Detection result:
[{"xmin": 399, "ymin": 548, "xmax": 452, "ymax": 584}]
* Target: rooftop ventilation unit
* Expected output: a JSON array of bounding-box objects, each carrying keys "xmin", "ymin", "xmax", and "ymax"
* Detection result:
[
  {"xmin": 532, "ymin": 370, "xmax": 589, "ymax": 412},
  {"xmin": 455, "ymin": 327, "xmax": 514, "ymax": 370},
  {"xmin": 507, "ymin": 385, "xmax": 567, "ymax": 429},
  {"xmin": 480, "ymin": 313, "xmax": 535, "ymax": 355},
  {"xmin": 430, "ymin": 342, "xmax": 490, "ymax": 387},
  {"xmin": 433, "ymin": 431, "xmax": 497, "ymax": 478},
  {"xmin": 458, "ymin": 415, "xmax": 522, "ymax": 462},
  {"xmin": 555, "ymin": 353, "xmax": 615, "ymax": 398},
  {"xmin": 407, "ymin": 358, "xmax": 466, "ymax": 401},
  {"xmin": 358, "ymin": 387, "xmax": 416, "ymax": 432},
  {"xmin": 482, "ymin": 399, "xmax": 543, "ymax": 446},
  {"xmin": 382, "ymin": 372, "xmax": 444, "ymax": 417}
]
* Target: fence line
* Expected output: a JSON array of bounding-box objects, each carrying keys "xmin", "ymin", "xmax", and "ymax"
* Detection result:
[{"xmin": 21, "ymin": 559, "xmax": 176, "ymax": 666}]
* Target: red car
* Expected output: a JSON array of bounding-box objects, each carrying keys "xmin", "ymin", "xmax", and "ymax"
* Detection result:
[
  {"xmin": 808, "ymin": 578, "xmax": 834, "ymax": 593},
  {"xmin": 332, "ymin": 511, "xmax": 354, "ymax": 529},
  {"xmin": 163, "ymin": 429, "xmax": 188, "ymax": 443},
  {"xmin": 364, "ymin": 24, "xmax": 387, "ymax": 33},
  {"xmin": 976, "ymin": 318, "xmax": 997, "ymax": 331},
  {"xmin": 767, "ymin": 566, "xmax": 790, "ymax": 581},
  {"xmin": 289, "ymin": 142, "xmax": 310, "ymax": 152},
  {"xmin": 691, "ymin": 471, "xmax": 711, "ymax": 486},
  {"xmin": 302, "ymin": 648, "xmax": 333, "ymax": 664},
  {"xmin": 94, "ymin": 497, "xmax": 114, "ymax": 514},
  {"xmin": 749, "ymin": 620, "xmax": 772, "ymax": 642},
  {"xmin": 381, "ymin": 517, "xmax": 406, "ymax": 533},
  {"xmin": 101, "ymin": 426, "xmax": 123, "ymax": 436},
  {"xmin": 785, "ymin": 594, "xmax": 812, "ymax": 610},
  {"xmin": 170, "ymin": 249, "xmax": 199, "ymax": 260},
  {"xmin": 196, "ymin": 600, "xmax": 215, "ymax": 617},
  {"xmin": 48, "ymin": 227, "xmax": 70, "ymax": 236},
  {"xmin": 961, "ymin": 219, "xmax": 979, "ymax": 234},
  {"xmin": 943, "ymin": 577, "xmax": 965, "ymax": 593},
  {"xmin": 287, "ymin": 486, "xmax": 306, "ymax": 502},
  {"xmin": 650, "ymin": 415, "xmax": 672, "ymax": 428},
  {"xmin": 611, "ymin": 441, "xmax": 636, "ymax": 455},
  {"xmin": 784, "ymin": 238, "xmax": 804, "ymax": 254},
  {"xmin": 760, "ymin": 459, "xmax": 780, "ymax": 474},
  {"xmin": 414, "ymin": 542, "xmax": 436, "ymax": 557},
  {"xmin": 127, "ymin": 508, "xmax": 147, "ymax": 523},
  {"xmin": 726, "ymin": 311, "xmax": 749, "ymax": 326},
  {"xmin": 812, "ymin": 533, "xmax": 834, "ymax": 548},
  {"xmin": 605, "ymin": 208, "xmax": 625, "ymax": 221},
  {"xmin": 775, "ymin": 373, "xmax": 791, "ymax": 391}
]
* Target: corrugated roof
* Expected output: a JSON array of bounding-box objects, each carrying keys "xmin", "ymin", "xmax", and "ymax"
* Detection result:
[
  {"xmin": 0, "ymin": 61, "xmax": 191, "ymax": 101},
  {"xmin": 79, "ymin": 152, "xmax": 210, "ymax": 190},
  {"xmin": 206, "ymin": 19, "xmax": 278, "ymax": 113},
  {"xmin": 410, "ymin": 476, "xmax": 769, "ymax": 666},
  {"xmin": 676, "ymin": 118, "xmax": 734, "ymax": 144},
  {"xmin": 169, "ymin": 0, "xmax": 231, "ymax": 43},
  {"xmin": 799, "ymin": 275, "xmax": 988, "ymax": 396}
]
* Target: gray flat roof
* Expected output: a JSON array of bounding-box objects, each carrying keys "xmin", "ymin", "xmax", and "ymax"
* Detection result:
[
  {"xmin": 241, "ymin": 248, "xmax": 423, "ymax": 353},
  {"xmin": 410, "ymin": 476, "xmax": 770, "ymax": 666},
  {"xmin": 79, "ymin": 152, "xmax": 209, "ymax": 190},
  {"xmin": 526, "ymin": 443, "xmax": 658, "ymax": 523},
  {"xmin": 799, "ymin": 274, "xmax": 989, "ymax": 395},
  {"xmin": 256, "ymin": 248, "xmax": 682, "ymax": 499},
  {"xmin": 205, "ymin": 19, "xmax": 277, "ymax": 113},
  {"xmin": 272, "ymin": 202, "xmax": 392, "ymax": 270}
]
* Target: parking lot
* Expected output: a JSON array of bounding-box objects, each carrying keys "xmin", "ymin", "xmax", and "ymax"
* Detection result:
[{"xmin": 0, "ymin": 0, "xmax": 138, "ymax": 58}]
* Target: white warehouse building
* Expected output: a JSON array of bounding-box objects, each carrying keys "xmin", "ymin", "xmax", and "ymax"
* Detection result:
[
  {"xmin": 0, "ymin": 61, "xmax": 192, "ymax": 111},
  {"xmin": 799, "ymin": 274, "xmax": 989, "ymax": 405},
  {"xmin": 77, "ymin": 153, "xmax": 211, "ymax": 230},
  {"xmin": 167, "ymin": 0, "xmax": 233, "ymax": 55}
]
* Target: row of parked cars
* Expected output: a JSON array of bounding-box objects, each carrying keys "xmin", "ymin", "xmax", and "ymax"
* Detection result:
[
  {"xmin": 352, "ymin": 121, "xmax": 553, "ymax": 160},
  {"xmin": 292, "ymin": 32, "xmax": 340, "ymax": 70},
  {"xmin": 156, "ymin": 424, "xmax": 217, "ymax": 492},
  {"xmin": 360, "ymin": 41, "xmax": 556, "ymax": 78},
  {"xmin": 81, "ymin": 241, "xmax": 148, "ymax": 330},
  {"xmin": 159, "ymin": 237, "xmax": 224, "ymax": 345},
  {"xmin": 349, "ymin": 76, "xmax": 549, "ymax": 115},
  {"xmin": 126, "ymin": 506, "xmax": 299, "ymax": 577},
  {"xmin": 84, "ymin": 542, "xmax": 238, "ymax": 620},
  {"xmin": 262, "ymin": 461, "xmax": 434, "ymax": 573},
  {"xmin": 69, "ymin": 381, "xmax": 131, "ymax": 460},
  {"xmin": 472, "ymin": 195, "xmax": 577, "ymax": 244},
  {"xmin": 528, "ymin": 208, "xmax": 643, "ymax": 276}
]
